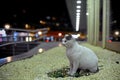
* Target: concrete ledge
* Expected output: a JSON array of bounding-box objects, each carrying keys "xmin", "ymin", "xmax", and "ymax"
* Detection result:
[
  {"xmin": 97, "ymin": 41, "xmax": 120, "ymax": 53},
  {"xmin": 106, "ymin": 42, "xmax": 120, "ymax": 53}
]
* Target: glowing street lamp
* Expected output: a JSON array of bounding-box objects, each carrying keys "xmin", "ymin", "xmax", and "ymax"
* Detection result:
[
  {"xmin": 25, "ymin": 24, "xmax": 30, "ymax": 29},
  {"xmin": 38, "ymin": 31, "xmax": 42, "ymax": 35},
  {"xmin": 114, "ymin": 31, "xmax": 119, "ymax": 36},
  {"xmin": 58, "ymin": 33, "xmax": 62, "ymax": 37},
  {"xmin": 58, "ymin": 33, "xmax": 62, "ymax": 41},
  {"xmin": 4, "ymin": 24, "xmax": 11, "ymax": 29}
]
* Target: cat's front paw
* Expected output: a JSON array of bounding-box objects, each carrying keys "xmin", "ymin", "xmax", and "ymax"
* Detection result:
[
  {"xmin": 67, "ymin": 71, "xmax": 71, "ymax": 75},
  {"xmin": 67, "ymin": 71, "xmax": 75, "ymax": 76}
]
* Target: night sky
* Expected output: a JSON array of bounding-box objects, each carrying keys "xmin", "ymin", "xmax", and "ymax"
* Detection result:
[
  {"xmin": 110, "ymin": 0, "xmax": 120, "ymax": 30},
  {"xmin": 0, "ymin": 0, "xmax": 71, "ymax": 30},
  {"xmin": 0, "ymin": 0, "xmax": 120, "ymax": 31}
]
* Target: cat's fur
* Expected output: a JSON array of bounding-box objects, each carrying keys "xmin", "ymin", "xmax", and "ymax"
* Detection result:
[{"xmin": 62, "ymin": 34, "xmax": 99, "ymax": 76}]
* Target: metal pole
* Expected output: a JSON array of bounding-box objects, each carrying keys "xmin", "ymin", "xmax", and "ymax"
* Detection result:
[
  {"xmin": 90, "ymin": 0, "xmax": 95, "ymax": 44},
  {"xmin": 89, "ymin": 0, "xmax": 92, "ymax": 44},
  {"xmin": 94, "ymin": 0, "xmax": 100, "ymax": 45},
  {"xmin": 106, "ymin": 0, "xmax": 110, "ymax": 42},
  {"xmin": 87, "ymin": 0, "xmax": 90, "ymax": 43},
  {"xmin": 102, "ymin": 0, "xmax": 107, "ymax": 48},
  {"xmin": 12, "ymin": 44, "xmax": 15, "ymax": 56},
  {"xmin": 102, "ymin": 0, "xmax": 110, "ymax": 48}
]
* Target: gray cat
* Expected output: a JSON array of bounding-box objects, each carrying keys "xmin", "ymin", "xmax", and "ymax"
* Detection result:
[{"xmin": 62, "ymin": 34, "xmax": 99, "ymax": 76}]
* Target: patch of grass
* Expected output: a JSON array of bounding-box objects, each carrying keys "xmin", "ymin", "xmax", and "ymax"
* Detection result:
[
  {"xmin": 47, "ymin": 66, "xmax": 94, "ymax": 78},
  {"xmin": 47, "ymin": 66, "xmax": 69, "ymax": 78}
]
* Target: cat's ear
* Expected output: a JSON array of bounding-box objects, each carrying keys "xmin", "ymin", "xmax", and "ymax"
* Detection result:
[{"xmin": 68, "ymin": 33, "xmax": 72, "ymax": 36}]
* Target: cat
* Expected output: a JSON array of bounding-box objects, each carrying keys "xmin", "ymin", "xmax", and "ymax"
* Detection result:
[{"xmin": 62, "ymin": 34, "xmax": 99, "ymax": 76}]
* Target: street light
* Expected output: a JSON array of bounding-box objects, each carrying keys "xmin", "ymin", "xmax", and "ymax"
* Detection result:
[
  {"xmin": 114, "ymin": 31, "xmax": 119, "ymax": 36},
  {"xmin": 25, "ymin": 24, "xmax": 30, "ymax": 29},
  {"xmin": 75, "ymin": 0, "xmax": 82, "ymax": 31},
  {"xmin": 38, "ymin": 31, "xmax": 42, "ymax": 35},
  {"xmin": 4, "ymin": 24, "xmax": 11, "ymax": 29},
  {"xmin": 58, "ymin": 33, "xmax": 62, "ymax": 41},
  {"xmin": 58, "ymin": 33, "xmax": 62, "ymax": 37}
]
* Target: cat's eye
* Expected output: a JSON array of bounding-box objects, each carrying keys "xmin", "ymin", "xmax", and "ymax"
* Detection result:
[
  {"xmin": 64, "ymin": 40, "xmax": 67, "ymax": 42},
  {"xmin": 66, "ymin": 36, "xmax": 71, "ymax": 40}
]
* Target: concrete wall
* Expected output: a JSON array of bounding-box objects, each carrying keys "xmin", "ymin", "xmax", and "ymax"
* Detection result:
[
  {"xmin": 65, "ymin": 0, "xmax": 87, "ymax": 32},
  {"xmin": 65, "ymin": 0, "xmax": 76, "ymax": 31}
]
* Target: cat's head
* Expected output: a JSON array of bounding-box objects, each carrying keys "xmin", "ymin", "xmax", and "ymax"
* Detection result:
[{"xmin": 62, "ymin": 34, "xmax": 76, "ymax": 48}]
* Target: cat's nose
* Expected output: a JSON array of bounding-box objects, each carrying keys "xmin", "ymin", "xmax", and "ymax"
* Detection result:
[{"xmin": 64, "ymin": 40, "xmax": 67, "ymax": 42}]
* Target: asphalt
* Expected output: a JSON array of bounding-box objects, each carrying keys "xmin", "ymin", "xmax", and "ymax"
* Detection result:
[
  {"xmin": 12, "ymin": 42, "xmax": 61, "ymax": 60},
  {"xmin": 0, "ymin": 42, "xmax": 61, "ymax": 66}
]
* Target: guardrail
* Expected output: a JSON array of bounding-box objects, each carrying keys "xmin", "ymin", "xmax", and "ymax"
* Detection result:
[
  {"xmin": 0, "ymin": 28, "xmax": 49, "ymax": 46},
  {"xmin": 0, "ymin": 28, "xmax": 49, "ymax": 66},
  {"xmin": 0, "ymin": 35, "xmax": 46, "ymax": 46}
]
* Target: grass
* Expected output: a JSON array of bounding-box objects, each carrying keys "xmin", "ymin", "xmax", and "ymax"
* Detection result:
[
  {"xmin": 47, "ymin": 66, "xmax": 93, "ymax": 78},
  {"xmin": 0, "ymin": 43, "xmax": 120, "ymax": 80}
]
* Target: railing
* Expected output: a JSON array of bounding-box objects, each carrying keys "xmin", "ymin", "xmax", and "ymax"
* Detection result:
[
  {"xmin": 0, "ymin": 35, "xmax": 43, "ymax": 47},
  {"xmin": 0, "ymin": 28, "xmax": 49, "ymax": 46},
  {"xmin": 0, "ymin": 28, "xmax": 49, "ymax": 66}
]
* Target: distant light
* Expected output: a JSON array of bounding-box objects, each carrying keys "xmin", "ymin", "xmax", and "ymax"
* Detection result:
[
  {"xmin": 46, "ymin": 16, "xmax": 51, "ymax": 20},
  {"xmin": 72, "ymin": 34, "xmax": 80, "ymax": 38},
  {"xmin": 26, "ymin": 37, "xmax": 32, "ymax": 42},
  {"xmin": 29, "ymin": 33, "xmax": 34, "ymax": 37},
  {"xmin": 76, "ymin": 0, "xmax": 81, "ymax": 31},
  {"xmin": 29, "ymin": 37, "xmax": 32, "ymax": 41},
  {"xmin": 25, "ymin": 24, "xmax": 29, "ymax": 29},
  {"xmin": 52, "ymin": 17, "xmax": 56, "ymax": 20},
  {"xmin": 38, "ymin": 31, "xmax": 42, "ymax": 35},
  {"xmin": 115, "ymin": 31, "xmax": 119, "ymax": 36},
  {"xmin": 40, "ymin": 20, "xmax": 43, "ymax": 24},
  {"xmin": 76, "ymin": 6, "xmax": 81, "ymax": 9},
  {"xmin": 113, "ymin": 20, "xmax": 117, "ymax": 24},
  {"xmin": 58, "ymin": 33, "xmax": 62, "ymax": 37},
  {"xmin": 76, "ymin": 12, "xmax": 80, "ymax": 16},
  {"xmin": 58, "ymin": 43, "xmax": 62, "ymax": 47},
  {"xmin": 77, "ymin": 1, "xmax": 81, "ymax": 4},
  {"xmin": 56, "ymin": 23, "xmax": 60, "ymax": 27},
  {"xmin": 76, "ymin": 9, "xmax": 81, "ymax": 13},
  {"xmin": 76, "ymin": 13, "xmax": 80, "ymax": 31},
  {"xmin": 76, "ymin": 20, "xmax": 80, "ymax": 31},
  {"xmin": 6, "ymin": 57, "xmax": 12, "ymax": 62},
  {"xmin": 77, "ymin": 34, "xmax": 80, "ymax": 37},
  {"xmin": 40, "ymin": 20, "xmax": 46, "ymax": 25},
  {"xmin": 47, "ymin": 27, "xmax": 50, "ymax": 31},
  {"xmin": 4, "ymin": 24, "xmax": 10, "ymax": 29},
  {"xmin": 86, "ymin": 12, "xmax": 89, "ymax": 15},
  {"xmin": 38, "ymin": 48, "xmax": 44, "ymax": 53},
  {"xmin": 108, "ymin": 40, "xmax": 112, "ymax": 43}
]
